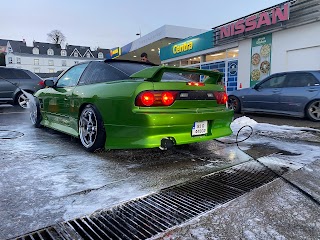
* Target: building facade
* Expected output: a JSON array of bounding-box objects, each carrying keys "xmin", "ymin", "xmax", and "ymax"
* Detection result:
[
  {"xmin": 3, "ymin": 40, "xmax": 109, "ymax": 74},
  {"xmin": 159, "ymin": 0, "xmax": 320, "ymax": 92}
]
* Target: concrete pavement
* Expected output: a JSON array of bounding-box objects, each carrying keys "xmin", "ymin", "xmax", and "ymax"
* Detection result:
[{"xmin": 152, "ymin": 159, "xmax": 320, "ymax": 240}]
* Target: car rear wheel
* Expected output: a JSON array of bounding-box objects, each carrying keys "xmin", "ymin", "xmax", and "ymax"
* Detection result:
[
  {"xmin": 79, "ymin": 105, "xmax": 106, "ymax": 152},
  {"xmin": 30, "ymin": 98, "xmax": 42, "ymax": 128},
  {"xmin": 306, "ymin": 100, "xmax": 320, "ymax": 122},
  {"xmin": 16, "ymin": 92, "xmax": 29, "ymax": 108},
  {"xmin": 228, "ymin": 96, "xmax": 241, "ymax": 113}
]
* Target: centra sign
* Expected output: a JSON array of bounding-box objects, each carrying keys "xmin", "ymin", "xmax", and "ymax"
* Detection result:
[
  {"xmin": 173, "ymin": 41, "xmax": 193, "ymax": 54},
  {"xmin": 220, "ymin": 3, "xmax": 290, "ymax": 39}
]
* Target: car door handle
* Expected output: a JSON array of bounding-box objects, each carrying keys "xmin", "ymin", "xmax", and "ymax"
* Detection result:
[{"xmin": 308, "ymin": 89, "xmax": 318, "ymax": 92}]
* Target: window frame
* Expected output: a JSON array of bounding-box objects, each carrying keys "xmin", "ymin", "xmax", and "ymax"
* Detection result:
[
  {"xmin": 47, "ymin": 49, "xmax": 54, "ymax": 55},
  {"xmin": 33, "ymin": 47, "xmax": 39, "ymax": 55}
]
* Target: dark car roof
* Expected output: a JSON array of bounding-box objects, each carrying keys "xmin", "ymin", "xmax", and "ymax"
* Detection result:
[{"xmin": 272, "ymin": 70, "xmax": 320, "ymax": 75}]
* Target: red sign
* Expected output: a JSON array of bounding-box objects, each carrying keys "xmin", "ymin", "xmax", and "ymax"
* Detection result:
[{"xmin": 220, "ymin": 3, "xmax": 290, "ymax": 39}]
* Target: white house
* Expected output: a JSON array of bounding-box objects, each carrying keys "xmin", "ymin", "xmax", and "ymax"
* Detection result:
[{"xmin": 4, "ymin": 40, "xmax": 110, "ymax": 74}]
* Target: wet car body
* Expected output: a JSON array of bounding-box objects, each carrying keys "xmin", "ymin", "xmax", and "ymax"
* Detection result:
[
  {"xmin": 228, "ymin": 71, "xmax": 320, "ymax": 121},
  {"xmin": 32, "ymin": 59, "xmax": 233, "ymax": 151}
]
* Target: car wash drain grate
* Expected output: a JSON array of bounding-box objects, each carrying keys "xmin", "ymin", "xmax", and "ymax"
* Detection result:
[{"xmin": 12, "ymin": 161, "xmax": 279, "ymax": 240}]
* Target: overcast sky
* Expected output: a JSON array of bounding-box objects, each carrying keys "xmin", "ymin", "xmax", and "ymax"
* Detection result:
[{"xmin": 1, "ymin": 0, "xmax": 285, "ymax": 49}]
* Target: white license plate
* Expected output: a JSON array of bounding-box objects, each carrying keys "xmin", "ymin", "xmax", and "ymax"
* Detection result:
[{"xmin": 192, "ymin": 121, "xmax": 208, "ymax": 136}]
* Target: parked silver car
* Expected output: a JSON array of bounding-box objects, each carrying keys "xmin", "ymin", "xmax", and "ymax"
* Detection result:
[
  {"xmin": 228, "ymin": 71, "xmax": 320, "ymax": 121},
  {"xmin": 0, "ymin": 67, "xmax": 44, "ymax": 108}
]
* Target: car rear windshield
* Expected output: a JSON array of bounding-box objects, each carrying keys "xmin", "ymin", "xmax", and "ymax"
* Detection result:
[
  {"xmin": 79, "ymin": 61, "xmax": 190, "ymax": 85},
  {"xmin": 0, "ymin": 68, "xmax": 31, "ymax": 79}
]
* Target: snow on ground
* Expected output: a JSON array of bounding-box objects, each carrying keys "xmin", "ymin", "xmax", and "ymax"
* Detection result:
[
  {"xmin": 223, "ymin": 116, "xmax": 320, "ymax": 165},
  {"xmin": 152, "ymin": 117, "xmax": 320, "ymax": 240}
]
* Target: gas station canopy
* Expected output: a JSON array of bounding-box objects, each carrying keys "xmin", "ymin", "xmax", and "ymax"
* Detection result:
[{"xmin": 109, "ymin": 25, "xmax": 207, "ymax": 65}]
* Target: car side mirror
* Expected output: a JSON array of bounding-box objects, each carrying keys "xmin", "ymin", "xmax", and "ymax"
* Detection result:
[
  {"xmin": 44, "ymin": 79, "xmax": 55, "ymax": 87},
  {"xmin": 253, "ymin": 84, "xmax": 260, "ymax": 90}
]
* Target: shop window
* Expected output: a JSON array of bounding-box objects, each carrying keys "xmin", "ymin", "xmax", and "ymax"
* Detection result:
[
  {"xmin": 62, "ymin": 60, "xmax": 67, "ymax": 66},
  {"xmin": 34, "ymin": 59, "xmax": 39, "ymax": 65},
  {"xmin": 48, "ymin": 60, "xmax": 54, "ymax": 66},
  {"xmin": 206, "ymin": 52, "xmax": 227, "ymax": 62},
  {"xmin": 49, "ymin": 69, "xmax": 55, "ymax": 73},
  {"xmin": 227, "ymin": 48, "xmax": 239, "ymax": 58},
  {"xmin": 34, "ymin": 68, "xmax": 40, "ymax": 73},
  {"xmin": 17, "ymin": 57, "xmax": 21, "ymax": 64}
]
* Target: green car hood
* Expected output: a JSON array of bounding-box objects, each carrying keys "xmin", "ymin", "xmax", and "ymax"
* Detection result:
[{"xmin": 130, "ymin": 66, "xmax": 223, "ymax": 84}]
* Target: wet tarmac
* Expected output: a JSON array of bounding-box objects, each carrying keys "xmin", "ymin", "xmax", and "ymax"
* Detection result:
[{"xmin": 0, "ymin": 105, "xmax": 319, "ymax": 239}]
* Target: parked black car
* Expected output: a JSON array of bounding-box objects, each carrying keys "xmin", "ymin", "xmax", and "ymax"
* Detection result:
[
  {"xmin": 228, "ymin": 71, "xmax": 320, "ymax": 121},
  {"xmin": 0, "ymin": 67, "xmax": 44, "ymax": 108}
]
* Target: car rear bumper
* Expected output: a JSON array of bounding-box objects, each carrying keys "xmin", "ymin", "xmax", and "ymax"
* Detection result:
[{"xmin": 104, "ymin": 108, "xmax": 234, "ymax": 149}]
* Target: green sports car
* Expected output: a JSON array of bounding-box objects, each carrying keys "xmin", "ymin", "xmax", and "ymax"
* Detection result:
[{"xmin": 30, "ymin": 59, "xmax": 233, "ymax": 152}]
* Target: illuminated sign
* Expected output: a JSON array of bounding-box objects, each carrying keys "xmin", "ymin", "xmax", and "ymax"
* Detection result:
[
  {"xmin": 220, "ymin": 3, "xmax": 290, "ymax": 39},
  {"xmin": 109, "ymin": 47, "xmax": 121, "ymax": 59},
  {"xmin": 172, "ymin": 41, "xmax": 193, "ymax": 54}
]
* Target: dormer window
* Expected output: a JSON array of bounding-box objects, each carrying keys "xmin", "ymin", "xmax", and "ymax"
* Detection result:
[
  {"xmin": 74, "ymin": 52, "xmax": 78, "ymax": 57},
  {"xmin": 33, "ymin": 47, "xmax": 39, "ymax": 55},
  {"xmin": 47, "ymin": 49, "xmax": 54, "ymax": 55},
  {"xmin": 98, "ymin": 52, "xmax": 103, "ymax": 58},
  {"xmin": 86, "ymin": 53, "xmax": 91, "ymax": 58},
  {"xmin": 61, "ymin": 50, "xmax": 67, "ymax": 56}
]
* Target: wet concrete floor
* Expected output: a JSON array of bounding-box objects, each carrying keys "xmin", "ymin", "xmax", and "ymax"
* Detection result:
[{"xmin": 0, "ymin": 105, "xmax": 319, "ymax": 239}]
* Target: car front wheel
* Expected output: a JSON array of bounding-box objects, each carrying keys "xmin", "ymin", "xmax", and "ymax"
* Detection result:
[
  {"xmin": 79, "ymin": 105, "xmax": 106, "ymax": 152},
  {"xmin": 228, "ymin": 96, "xmax": 241, "ymax": 113},
  {"xmin": 306, "ymin": 100, "xmax": 320, "ymax": 122}
]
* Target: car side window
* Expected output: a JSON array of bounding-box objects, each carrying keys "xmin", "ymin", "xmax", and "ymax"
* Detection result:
[
  {"xmin": 13, "ymin": 69, "xmax": 31, "ymax": 79},
  {"xmin": 259, "ymin": 75, "xmax": 286, "ymax": 88},
  {"xmin": 56, "ymin": 63, "xmax": 88, "ymax": 88},
  {"xmin": 79, "ymin": 61, "xmax": 129, "ymax": 85},
  {"xmin": 284, "ymin": 73, "xmax": 319, "ymax": 87},
  {"xmin": 0, "ymin": 68, "xmax": 17, "ymax": 79}
]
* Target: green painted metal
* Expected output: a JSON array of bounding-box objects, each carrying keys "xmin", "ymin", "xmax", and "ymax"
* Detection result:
[{"xmin": 35, "ymin": 70, "xmax": 233, "ymax": 150}]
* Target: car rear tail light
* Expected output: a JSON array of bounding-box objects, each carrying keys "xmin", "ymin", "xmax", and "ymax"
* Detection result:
[
  {"xmin": 139, "ymin": 92, "xmax": 155, "ymax": 106},
  {"xmin": 136, "ymin": 91, "xmax": 177, "ymax": 107},
  {"xmin": 161, "ymin": 92, "xmax": 175, "ymax": 106},
  {"xmin": 214, "ymin": 91, "xmax": 228, "ymax": 104},
  {"xmin": 38, "ymin": 80, "xmax": 45, "ymax": 87},
  {"xmin": 187, "ymin": 82, "xmax": 205, "ymax": 86}
]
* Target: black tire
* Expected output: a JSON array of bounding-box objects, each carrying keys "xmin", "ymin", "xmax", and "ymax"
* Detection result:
[
  {"xmin": 30, "ymin": 98, "xmax": 42, "ymax": 128},
  {"xmin": 228, "ymin": 96, "xmax": 241, "ymax": 113},
  {"xmin": 15, "ymin": 91, "xmax": 29, "ymax": 108},
  {"xmin": 306, "ymin": 100, "xmax": 320, "ymax": 122},
  {"xmin": 78, "ymin": 104, "xmax": 106, "ymax": 152}
]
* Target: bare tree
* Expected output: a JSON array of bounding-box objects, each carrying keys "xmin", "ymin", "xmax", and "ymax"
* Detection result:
[{"xmin": 47, "ymin": 30, "xmax": 66, "ymax": 46}]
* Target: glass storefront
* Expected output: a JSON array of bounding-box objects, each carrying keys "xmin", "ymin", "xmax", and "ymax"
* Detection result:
[{"xmin": 163, "ymin": 48, "xmax": 239, "ymax": 93}]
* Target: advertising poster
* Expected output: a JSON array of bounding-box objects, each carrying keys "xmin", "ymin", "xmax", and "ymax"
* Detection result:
[{"xmin": 250, "ymin": 34, "xmax": 272, "ymax": 86}]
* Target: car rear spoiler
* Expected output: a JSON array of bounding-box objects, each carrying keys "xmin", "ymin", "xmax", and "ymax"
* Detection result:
[{"xmin": 130, "ymin": 66, "xmax": 223, "ymax": 84}]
